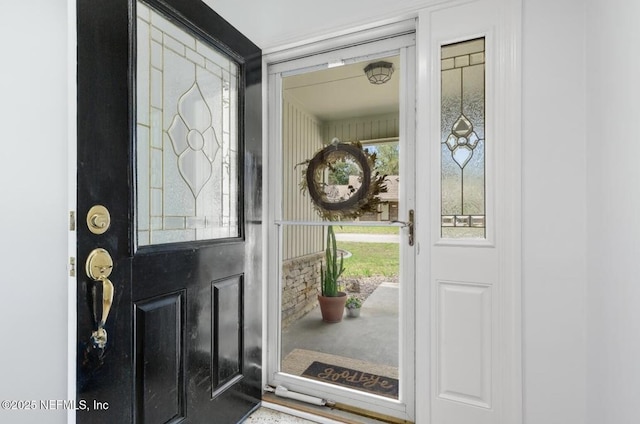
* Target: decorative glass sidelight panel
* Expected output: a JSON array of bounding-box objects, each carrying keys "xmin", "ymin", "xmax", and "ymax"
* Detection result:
[
  {"xmin": 441, "ymin": 38, "xmax": 485, "ymax": 239},
  {"xmin": 136, "ymin": 1, "xmax": 239, "ymax": 246}
]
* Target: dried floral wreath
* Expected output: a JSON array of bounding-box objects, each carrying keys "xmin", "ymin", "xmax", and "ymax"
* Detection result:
[{"xmin": 297, "ymin": 140, "xmax": 388, "ymax": 221}]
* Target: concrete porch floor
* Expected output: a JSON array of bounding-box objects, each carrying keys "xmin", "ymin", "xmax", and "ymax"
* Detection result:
[{"xmin": 281, "ymin": 282, "xmax": 400, "ymax": 368}]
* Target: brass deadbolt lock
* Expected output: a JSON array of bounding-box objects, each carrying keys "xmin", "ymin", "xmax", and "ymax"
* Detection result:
[{"xmin": 87, "ymin": 205, "xmax": 111, "ymax": 234}]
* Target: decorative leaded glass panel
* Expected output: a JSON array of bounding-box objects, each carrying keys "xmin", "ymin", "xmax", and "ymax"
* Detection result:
[
  {"xmin": 440, "ymin": 38, "xmax": 485, "ymax": 239},
  {"xmin": 136, "ymin": 1, "xmax": 239, "ymax": 246}
]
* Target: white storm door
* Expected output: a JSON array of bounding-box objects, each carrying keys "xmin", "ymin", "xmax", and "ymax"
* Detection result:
[
  {"xmin": 266, "ymin": 29, "xmax": 417, "ymax": 422},
  {"xmin": 415, "ymin": 0, "xmax": 522, "ymax": 423}
]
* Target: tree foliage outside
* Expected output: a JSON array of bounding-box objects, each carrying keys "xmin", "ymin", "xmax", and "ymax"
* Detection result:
[
  {"xmin": 373, "ymin": 143, "xmax": 400, "ymax": 175},
  {"xmin": 326, "ymin": 143, "xmax": 399, "ymax": 185},
  {"xmin": 328, "ymin": 160, "xmax": 360, "ymax": 185}
]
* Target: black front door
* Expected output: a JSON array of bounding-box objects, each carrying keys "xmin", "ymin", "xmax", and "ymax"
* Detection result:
[{"xmin": 76, "ymin": 1, "xmax": 262, "ymax": 423}]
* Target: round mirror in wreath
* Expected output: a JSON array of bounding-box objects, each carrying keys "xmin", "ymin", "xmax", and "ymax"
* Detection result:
[{"xmin": 298, "ymin": 140, "xmax": 387, "ymax": 221}]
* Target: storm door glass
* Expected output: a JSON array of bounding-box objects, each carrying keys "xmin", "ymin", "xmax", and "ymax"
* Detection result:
[
  {"xmin": 136, "ymin": 1, "xmax": 239, "ymax": 246},
  {"xmin": 441, "ymin": 38, "xmax": 485, "ymax": 238},
  {"xmin": 278, "ymin": 56, "xmax": 402, "ymax": 401}
]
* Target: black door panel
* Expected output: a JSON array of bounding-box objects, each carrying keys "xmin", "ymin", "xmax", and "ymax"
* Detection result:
[{"xmin": 77, "ymin": 1, "xmax": 261, "ymax": 422}]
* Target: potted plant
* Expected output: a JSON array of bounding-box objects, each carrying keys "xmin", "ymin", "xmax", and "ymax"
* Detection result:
[
  {"xmin": 345, "ymin": 296, "xmax": 362, "ymax": 318},
  {"xmin": 318, "ymin": 225, "xmax": 347, "ymax": 323}
]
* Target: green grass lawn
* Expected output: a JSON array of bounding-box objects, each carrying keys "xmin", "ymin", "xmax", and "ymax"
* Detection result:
[
  {"xmin": 333, "ymin": 225, "xmax": 399, "ymax": 235},
  {"xmin": 338, "ymin": 241, "xmax": 399, "ymax": 278}
]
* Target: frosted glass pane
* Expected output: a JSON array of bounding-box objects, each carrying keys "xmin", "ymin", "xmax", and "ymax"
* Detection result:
[
  {"xmin": 463, "ymin": 63, "xmax": 485, "ymax": 140},
  {"xmin": 137, "ymin": 18, "xmax": 150, "ymax": 126},
  {"xmin": 442, "ymin": 227, "xmax": 485, "ymax": 239},
  {"xmin": 441, "ymin": 68, "xmax": 461, "ymax": 144},
  {"xmin": 440, "ymin": 38, "xmax": 486, "ymax": 239},
  {"xmin": 441, "ymin": 144, "xmax": 462, "ymax": 215},
  {"xmin": 463, "ymin": 140, "xmax": 484, "ymax": 215},
  {"xmin": 137, "ymin": 124, "xmax": 150, "ymax": 231},
  {"xmin": 136, "ymin": 1, "xmax": 240, "ymax": 247}
]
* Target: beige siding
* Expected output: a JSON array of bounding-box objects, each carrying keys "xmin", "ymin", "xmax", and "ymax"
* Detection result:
[
  {"xmin": 322, "ymin": 113, "xmax": 399, "ymax": 142},
  {"xmin": 282, "ymin": 94, "xmax": 324, "ymax": 260}
]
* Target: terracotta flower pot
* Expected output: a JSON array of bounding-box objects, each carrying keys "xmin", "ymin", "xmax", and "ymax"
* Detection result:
[{"xmin": 318, "ymin": 292, "xmax": 347, "ymax": 323}]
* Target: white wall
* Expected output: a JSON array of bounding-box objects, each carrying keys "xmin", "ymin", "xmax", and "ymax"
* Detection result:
[
  {"xmin": 207, "ymin": 0, "xmax": 429, "ymax": 49},
  {"xmin": 521, "ymin": 1, "xmax": 587, "ymax": 423},
  {"xmin": 586, "ymin": 1, "xmax": 640, "ymax": 423},
  {"xmin": 0, "ymin": 1, "xmax": 69, "ymax": 423}
]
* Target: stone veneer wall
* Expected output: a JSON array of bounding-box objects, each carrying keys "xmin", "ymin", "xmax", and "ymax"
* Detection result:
[{"xmin": 281, "ymin": 252, "xmax": 323, "ymax": 329}]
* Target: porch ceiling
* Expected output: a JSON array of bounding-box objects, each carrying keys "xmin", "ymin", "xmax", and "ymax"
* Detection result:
[{"xmin": 283, "ymin": 55, "xmax": 400, "ymax": 122}]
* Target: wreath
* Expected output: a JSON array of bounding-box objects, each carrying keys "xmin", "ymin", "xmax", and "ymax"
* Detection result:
[{"xmin": 297, "ymin": 140, "xmax": 388, "ymax": 221}]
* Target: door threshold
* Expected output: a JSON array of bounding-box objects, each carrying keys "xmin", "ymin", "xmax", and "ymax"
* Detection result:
[{"xmin": 262, "ymin": 393, "xmax": 412, "ymax": 424}]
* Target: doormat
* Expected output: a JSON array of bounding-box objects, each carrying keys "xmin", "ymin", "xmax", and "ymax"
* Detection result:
[{"xmin": 302, "ymin": 361, "xmax": 398, "ymax": 398}]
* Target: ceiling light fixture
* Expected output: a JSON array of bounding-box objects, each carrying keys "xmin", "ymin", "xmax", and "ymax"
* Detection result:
[{"xmin": 364, "ymin": 61, "xmax": 394, "ymax": 85}]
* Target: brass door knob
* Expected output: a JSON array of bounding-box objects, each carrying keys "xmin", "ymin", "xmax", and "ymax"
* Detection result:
[{"xmin": 85, "ymin": 248, "xmax": 115, "ymax": 349}]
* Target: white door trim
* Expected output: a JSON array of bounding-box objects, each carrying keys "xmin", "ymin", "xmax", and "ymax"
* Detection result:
[
  {"xmin": 67, "ymin": 0, "xmax": 78, "ymax": 422},
  {"xmin": 414, "ymin": 0, "xmax": 522, "ymax": 423}
]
